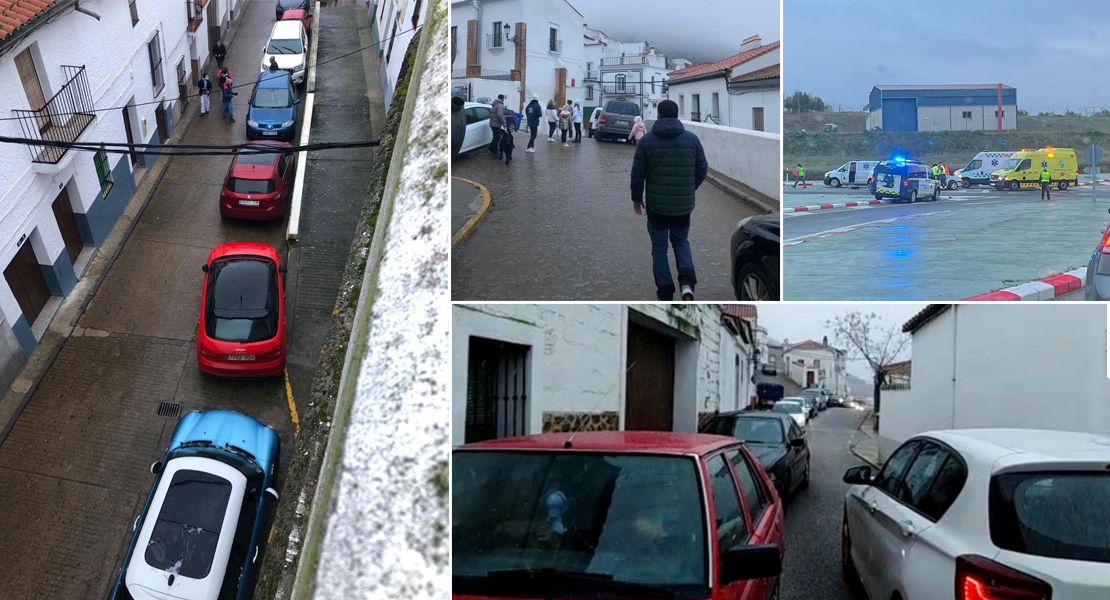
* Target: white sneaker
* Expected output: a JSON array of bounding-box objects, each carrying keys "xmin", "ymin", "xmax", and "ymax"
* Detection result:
[
  {"xmin": 527, "ymin": 148, "xmax": 534, "ymax": 153},
  {"xmin": 681, "ymin": 285, "xmax": 694, "ymax": 301},
  {"xmin": 547, "ymin": 137, "xmax": 554, "ymax": 142}
]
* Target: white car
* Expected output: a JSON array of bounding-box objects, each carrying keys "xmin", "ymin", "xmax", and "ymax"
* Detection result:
[
  {"xmin": 842, "ymin": 429, "xmax": 1110, "ymax": 600},
  {"xmin": 261, "ymin": 20, "xmax": 307, "ymax": 85},
  {"xmin": 824, "ymin": 160, "xmax": 878, "ymax": 188},
  {"xmin": 772, "ymin": 398, "xmax": 808, "ymax": 429},
  {"xmin": 458, "ymin": 102, "xmax": 494, "ymax": 155}
]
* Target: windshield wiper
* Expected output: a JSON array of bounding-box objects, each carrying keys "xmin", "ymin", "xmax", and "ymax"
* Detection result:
[{"xmin": 485, "ymin": 568, "xmax": 678, "ymax": 599}]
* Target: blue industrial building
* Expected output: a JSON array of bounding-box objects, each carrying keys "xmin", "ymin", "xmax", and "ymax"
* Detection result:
[{"xmin": 866, "ymin": 84, "xmax": 1017, "ymax": 132}]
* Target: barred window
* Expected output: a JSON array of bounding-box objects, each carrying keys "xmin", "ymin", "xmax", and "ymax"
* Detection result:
[{"xmin": 94, "ymin": 151, "xmax": 113, "ymax": 196}]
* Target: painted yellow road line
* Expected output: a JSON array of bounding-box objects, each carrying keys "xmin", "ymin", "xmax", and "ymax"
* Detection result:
[
  {"xmin": 452, "ymin": 176, "xmax": 491, "ymax": 247},
  {"xmin": 285, "ymin": 367, "xmax": 299, "ymax": 439}
]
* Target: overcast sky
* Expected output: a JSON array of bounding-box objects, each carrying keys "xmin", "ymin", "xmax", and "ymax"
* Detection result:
[
  {"xmin": 569, "ymin": 0, "xmax": 779, "ymax": 65},
  {"xmin": 756, "ymin": 304, "xmax": 925, "ymax": 379},
  {"xmin": 785, "ymin": 0, "xmax": 1108, "ymax": 112}
]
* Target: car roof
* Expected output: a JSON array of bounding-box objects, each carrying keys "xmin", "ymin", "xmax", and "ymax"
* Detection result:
[
  {"xmin": 713, "ymin": 410, "xmax": 787, "ymax": 421},
  {"xmin": 257, "ymin": 70, "xmax": 292, "ymax": 89},
  {"xmin": 917, "ymin": 429, "xmax": 1110, "ymax": 469},
  {"xmin": 460, "ymin": 431, "xmax": 739, "ymax": 456},
  {"xmin": 271, "ymin": 19, "xmax": 304, "ymax": 38},
  {"xmin": 464, "ymin": 102, "xmax": 491, "ymax": 109},
  {"xmin": 281, "ymin": 9, "xmax": 307, "ymax": 19}
]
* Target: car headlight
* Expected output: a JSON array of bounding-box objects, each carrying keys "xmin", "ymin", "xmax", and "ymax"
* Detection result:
[
  {"xmin": 736, "ymin": 215, "xmax": 753, "ymax": 229},
  {"xmin": 281, "ymin": 120, "xmax": 295, "ymax": 128},
  {"xmin": 248, "ymin": 119, "xmax": 259, "ymax": 127}
]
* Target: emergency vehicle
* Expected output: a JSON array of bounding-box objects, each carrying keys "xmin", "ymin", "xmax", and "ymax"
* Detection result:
[
  {"xmin": 872, "ymin": 158, "xmax": 939, "ymax": 203},
  {"xmin": 953, "ymin": 151, "xmax": 1015, "ymax": 187},
  {"xmin": 990, "ymin": 147, "xmax": 1078, "ymax": 191},
  {"xmin": 823, "ymin": 160, "xmax": 878, "ymax": 188}
]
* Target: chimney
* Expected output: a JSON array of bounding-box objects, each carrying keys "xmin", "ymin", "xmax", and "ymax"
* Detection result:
[
  {"xmin": 649, "ymin": 46, "xmax": 655, "ymax": 55},
  {"xmin": 740, "ymin": 34, "xmax": 761, "ymax": 52},
  {"xmin": 822, "ymin": 335, "xmax": 828, "ymax": 347}
]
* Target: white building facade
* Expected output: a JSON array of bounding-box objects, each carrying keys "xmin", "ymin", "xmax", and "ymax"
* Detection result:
[
  {"xmin": 452, "ymin": 304, "xmax": 759, "ymax": 444},
  {"xmin": 450, "ymin": 0, "xmax": 586, "ymax": 113},
  {"xmin": 784, "ymin": 338, "xmax": 848, "ymax": 397},
  {"xmin": 596, "ymin": 44, "xmax": 669, "ymax": 120},
  {"xmin": 665, "ymin": 36, "xmax": 780, "ymax": 132},
  {"xmin": 367, "ymin": 0, "xmax": 432, "ymax": 110},
  {"xmin": 881, "ymin": 304, "xmax": 1110, "ymax": 443},
  {"xmin": 0, "ymin": 0, "xmax": 231, "ymax": 391}
]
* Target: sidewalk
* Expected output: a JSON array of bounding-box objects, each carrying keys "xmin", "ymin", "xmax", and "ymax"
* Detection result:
[
  {"xmin": 451, "ymin": 176, "xmax": 490, "ymax": 245},
  {"xmin": 848, "ymin": 412, "xmax": 901, "ymax": 468}
]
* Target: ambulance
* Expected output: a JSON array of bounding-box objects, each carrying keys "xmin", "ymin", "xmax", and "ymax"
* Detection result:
[
  {"xmin": 953, "ymin": 151, "xmax": 1015, "ymax": 188},
  {"xmin": 990, "ymin": 147, "xmax": 1078, "ymax": 191},
  {"xmin": 823, "ymin": 160, "xmax": 878, "ymax": 188}
]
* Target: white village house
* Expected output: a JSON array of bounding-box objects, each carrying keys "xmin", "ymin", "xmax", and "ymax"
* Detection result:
[
  {"xmin": 783, "ymin": 337, "xmax": 848, "ymax": 398},
  {"xmin": 452, "ymin": 304, "xmax": 764, "ymax": 444},
  {"xmin": 0, "ymin": 0, "xmax": 235, "ymax": 391},
  {"xmin": 366, "ymin": 0, "xmax": 433, "ymax": 110},
  {"xmin": 665, "ymin": 35, "xmax": 780, "ymax": 132}
]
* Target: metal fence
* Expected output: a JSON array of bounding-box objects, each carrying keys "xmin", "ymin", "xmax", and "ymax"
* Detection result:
[
  {"xmin": 602, "ymin": 83, "xmax": 642, "ymax": 95},
  {"xmin": 185, "ymin": 0, "xmax": 205, "ymax": 32},
  {"xmin": 12, "ymin": 65, "xmax": 95, "ymax": 165},
  {"xmin": 452, "ymin": 68, "xmax": 467, "ymax": 79},
  {"xmin": 601, "ymin": 56, "xmax": 648, "ymax": 66}
]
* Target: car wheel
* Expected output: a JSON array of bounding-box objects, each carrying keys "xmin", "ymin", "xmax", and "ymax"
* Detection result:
[
  {"xmin": 874, "ymin": 194, "xmax": 883, "ymax": 201},
  {"xmin": 780, "ymin": 469, "xmax": 791, "ymax": 500},
  {"xmin": 961, "ymin": 179, "xmax": 971, "ymax": 188},
  {"xmin": 909, "ymin": 190, "xmax": 917, "ymax": 203},
  {"xmin": 799, "ymin": 458, "xmax": 810, "ymax": 490},
  {"xmin": 831, "ymin": 178, "xmax": 841, "ymax": 188},
  {"xmin": 842, "ymin": 515, "xmax": 861, "ymax": 588},
  {"xmin": 948, "ymin": 180, "xmax": 958, "ymax": 190},
  {"xmin": 932, "ymin": 188, "xmax": 939, "ymax": 201},
  {"xmin": 1059, "ymin": 180, "xmax": 1069, "ymax": 191},
  {"xmin": 735, "ymin": 262, "xmax": 774, "ymax": 301},
  {"xmin": 1009, "ymin": 180, "xmax": 1021, "ymax": 191}
]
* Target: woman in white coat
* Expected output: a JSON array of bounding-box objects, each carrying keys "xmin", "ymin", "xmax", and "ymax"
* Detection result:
[{"xmin": 545, "ymin": 99, "xmax": 559, "ymax": 142}]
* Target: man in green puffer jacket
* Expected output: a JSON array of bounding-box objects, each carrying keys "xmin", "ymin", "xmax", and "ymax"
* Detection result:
[{"xmin": 630, "ymin": 99, "xmax": 708, "ymax": 301}]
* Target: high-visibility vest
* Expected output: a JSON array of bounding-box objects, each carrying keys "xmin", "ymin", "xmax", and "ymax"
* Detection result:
[
  {"xmin": 798, "ymin": 166, "xmax": 805, "ymax": 176},
  {"xmin": 931, "ymin": 166, "xmax": 939, "ymax": 175},
  {"xmin": 1041, "ymin": 171, "xmax": 1051, "ymax": 183}
]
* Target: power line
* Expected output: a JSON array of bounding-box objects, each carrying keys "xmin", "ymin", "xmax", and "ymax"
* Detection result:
[
  {"xmin": 0, "ymin": 23, "xmax": 422, "ymax": 123},
  {"xmin": 0, "ymin": 135, "xmax": 379, "ymax": 157}
]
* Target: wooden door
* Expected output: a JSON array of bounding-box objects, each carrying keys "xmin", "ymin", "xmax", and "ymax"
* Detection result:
[
  {"xmin": 625, "ymin": 322, "xmax": 675, "ymax": 431},
  {"xmin": 4, "ymin": 241, "xmax": 50, "ymax": 325},
  {"xmin": 52, "ymin": 190, "xmax": 84, "ymax": 264},
  {"xmin": 207, "ymin": 0, "xmax": 220, "ymax": 57},
  {"xmin": 806, "ymin": 371, "xmax": 815, "ymax": 387},
  {"xmin": 15, "ymin": 48, "xmax": 48, "ymax": 133},
  {"xmin": 752, "ymin": 107, "xmax": 765, "ymax": 132},
  {"xmin": 122, "ymin": 106, "xmax": 138, "ymax": 166},
  {"xmin": 154, "ymin": 101, "xmax": 168, "ymax": 144}
]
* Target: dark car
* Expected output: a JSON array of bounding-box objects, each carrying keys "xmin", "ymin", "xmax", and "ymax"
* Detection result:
[
  {"xmin": 595, "ymin": 99, "xmax": 640, "ymax": 142},
  {"xmin": 275, "ymin": 0, "xmax": 307, "ymax": 19},
  {"xmin": 731, "ymin": 212, "xmax": 780, "ymax": 301},
  {"xmin": 1084, "ymin": 208, "xmax": 1110, "ymax": 300},
  {"xmin": 701, "ymin": 411, "xmax": 810, "ymax": 500},
  {"xmin": 756, "ymin": 382, "xmax": 784, "ymax": 409},
  {"xmin": 872, "ymin": 158, "xmax": 939, "ymax": 203}
]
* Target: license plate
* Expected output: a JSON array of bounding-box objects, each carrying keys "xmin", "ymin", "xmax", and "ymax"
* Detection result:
[
  {"xmin": 616, "ymin": 120, "xmax": 628, "ymax": 126},
  {"xmin": 239, "ymin": 200, "xmax": 260, "ymax": 206},
  {"xmin": 263, "ymin": 131, "xmax": 278, "ymax": 136},
  {"xmin": 226, "ymin": 354, "xmax": 255, "ymax": 361}
]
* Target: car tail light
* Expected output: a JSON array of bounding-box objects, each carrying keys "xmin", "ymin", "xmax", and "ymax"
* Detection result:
[
  {"xmin": 599, "ymin": 115, "xmax": 606, "ymax": 124},
  {"xmin": 199, "ymin": 344, "xmax": 221, "ymax": 360},
  {"xmin": 1101, "ymin": 228, "xmax": 1110, "ymax": 254},
  {"xmin": 259, "ymin": 346, "xmax": 283, "ymax": 361},
  {"xmin": 956, "ymin": 555, "xmax": 1052, "ymax": 600}
]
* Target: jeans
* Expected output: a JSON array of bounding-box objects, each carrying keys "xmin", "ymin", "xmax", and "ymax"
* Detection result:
[
  {"xmin": 793, "ymin": 175, "xmax": 804, "ymax": 188},
  {"xmin": 646, "ymin": 217, "xmax": 696, "ymax": 300},
  {"xmin": 548, "ymin": 122, "xmax": 557, "ymax": 138},
  {"xmin": 221, "ymin": 99, "xmax": 233, "ymax": 119},
  {"xmin": 527, "ymin": 125, "xmax": 538, "ymax": 149},
  {"xmin": 574, "ymin": 122, "xmax": 582, "ymax": 141},
  {"xmin": 489, "ymin": 127, "xmax": 502, "ymax": 156}
]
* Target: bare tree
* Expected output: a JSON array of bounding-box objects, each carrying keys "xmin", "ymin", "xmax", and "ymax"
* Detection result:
[{"xmin": 827, "ymin": 311, "xmax": 910, "ymax": 422}]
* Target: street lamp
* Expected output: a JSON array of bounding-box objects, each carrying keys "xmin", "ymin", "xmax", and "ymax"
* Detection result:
[{"xmin": 503, "ymin": 23, "xmax": 519, "ymax": 44}]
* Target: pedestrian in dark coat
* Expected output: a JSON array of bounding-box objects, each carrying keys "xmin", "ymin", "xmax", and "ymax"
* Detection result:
[
  {"xmin": 213, "ymin": 40, "xmax": 227, "ymax": 70},
  {"xmin": 488, "ymin": 94, "xmax": 506, "ymax": 158},
  {"xmin": 197, "ymin": 72, "xmax": 212, "ymax": 115},
  {"xmin": 500, "ymin": 125, "xmax": 515, "ymax": 165},
  {"xmin": 268, "ymin": 57, "xmax": 280, "ymax": 71},
  {"xmin": 524, "ymin": 94, "xmax": 542, "ymax": 152},
  {"xmin": 220, "ymin": 78, "xmax": 238, "ymax": 122},
  {"xmin": 630, "ymin": 99, "xmax": 707, "ymax": 301}
]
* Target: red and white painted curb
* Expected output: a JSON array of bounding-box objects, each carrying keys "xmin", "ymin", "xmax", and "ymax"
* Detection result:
[
  {"xmin": 785, "ymin": 197, "xmax": 967, "ymax": 213},
  {"xmin": 963, "ymin": 267, "xmax": 1086, "ymax": 301},
  {"xmin": 783, "ymin": 182, "xmax": 815, "ymax": 187},
  {"xmin": 1076, "ymin": 178, "xmax": 1110, "ymax": 187}
]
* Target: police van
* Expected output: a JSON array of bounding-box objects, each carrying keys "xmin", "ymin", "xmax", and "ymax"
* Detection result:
[
  {"xmin": 872, "ymin": 158, "xmax": 939, "ymax": 203},
  {"xmin": 823, "ymin": 160, "xmax": 878, "ymax": 188},
  {"xmin": 953, "ymin": 151, "xmax": 1015, "ymax": 188}
]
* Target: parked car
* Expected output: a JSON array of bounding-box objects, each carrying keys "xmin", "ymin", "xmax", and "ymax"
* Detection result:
[
  {"xmin": 457, "ymin": 102, "xmax": 493, "ymax": 155},
  {"xmin": 594, "ymin": 99, "xmax": 641, "ymax": 142},
  {"xmin": 701, "ymin": 411, "xmax": 811, "ymax": 500},
  {"xmin": 197, "ymin": 244, "xmax": 287, "ymax": 378},
  {"xmin": 824, "ymin": 160, "xmax": 878, "ymax": 188},
  {"xmin": 800, "ymin": 388, "xmax": 826, "ymax": 415},
  {"xmin": 827, "ymin": 395, "xmax": 844, "ymax": 408},
  {"xmin": 220, "ymin": 142, "xmax": 295, "ymax": 220},
  {"xmin": 107, "ymin": 410, "xmax": 280, "ymax": 600},
  {"xmin": 1084, "ymin": 208, "xmax": 1110, "ymax": 300},
  {"xmin": 261, "ymin": 20, "xmax": 307, "ymax": 85},
  {"xmin": 755, "ymin": 382, "xmax": 784, "ymax": 409},
  {"xmin": 246, "ymin": 70, "xmax": 300, "ymax": 141},
  {"xmin": 872, "ymin": 158, "xmax": 939, "ymax": 203},
  {"xmin": 453, "ymin": 432, "xmax": 785, "ymax": 600},
  {"xmin": 275, "ymin": 0, "xmax": 308, "ymax": 19},
  {"xmin": 731, "ymin": 212, "xmax": 780, "ymax": 300},
  {"xmin": 823, "ymin": 123, "xmax": 838, "ymax": 132},
  {"xmin": 279, "ymin": 8, "xmax": 311, "ymax": 39},
  {"xmin": 772, "ymin": 398, "xmax": 808, "ymax": 429},
  {"xmin": 842, "ymin": 429, "xmax": 1110, "ymax": 600}
]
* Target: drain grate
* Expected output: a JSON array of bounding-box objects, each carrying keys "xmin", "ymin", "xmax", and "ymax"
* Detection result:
[{"xmin": 157, "ymin": 401, "xmax": 181, "ymax": 418}]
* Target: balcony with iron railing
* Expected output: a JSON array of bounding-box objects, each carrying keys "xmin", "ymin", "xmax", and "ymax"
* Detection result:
[
  {"xmin": 601, "ymin": 56, "xmax": 649, "ymax": 66},
  {"xmin": 601, "ymin": 83, "xmax": 643, "ymax": 96},
  {"xmin": 13, "ymin": 65, "xmax": 95, "ymax": 165},
  {"xmin": 584, "ymin": 70, "xmax": 598, "ymax": 80},
  {"xmin": 484, "ymin": 33, "xmax": 505, "ymax": 50},
  {"xmin": 548, "ymin": 39, "xmax": 562, "ymax": 54},
  {"xmin": 186, "ymin": 0, "xmax": 207, "ymax": 33}
]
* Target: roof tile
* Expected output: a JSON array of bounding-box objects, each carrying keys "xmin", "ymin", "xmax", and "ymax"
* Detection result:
[
  {"xmin": 0, "ymin": 0, "xmax": 56, "ymax": 42},
  {"xmin": 667, "ymin": 41, "xmax": 779, "ymax": 84}
]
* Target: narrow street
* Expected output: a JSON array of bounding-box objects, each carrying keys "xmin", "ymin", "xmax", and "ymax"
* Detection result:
[
  {"xmin": 780, "ymin": 407, "xmax": 870, "ymax": 600},
  {"xmin": 0, "ymin": 2, "xmax": 378, "ymax": 598},
  {"xmin": 451, "ymin": 129, "xmax": 761, "ymax": 301}
]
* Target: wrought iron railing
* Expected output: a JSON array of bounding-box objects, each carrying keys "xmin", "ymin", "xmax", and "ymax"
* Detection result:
[
  {"xmin": 584, "ymin": 70, "xmax": 598, "ymax": 80},
  {"xmin": 602, "ymin": 83, "xmax": 642, "ymax": 95},
  {"xmin": 12, "ymin": 65, "xmax": 95, "ymax": 165},
  {"xmin": 451, "ymin": 68, "xmax": 467, "ymax": 79},
  {"xmin": 475, "ymin": 68, "xmax": 511, "ymax": 81},
  {"xmin": 185, "ymin": 0, "xmax": 206, "ymax": 33},
  {"xmin": 484, "ymin": 33, "xmax": 504, "ymax": 49},
  {"xmin": 690, "ymin": 111, "xmax": 702, "ymax": 121}
]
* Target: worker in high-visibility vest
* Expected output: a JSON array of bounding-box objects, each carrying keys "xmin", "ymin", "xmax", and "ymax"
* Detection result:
[
  {"xmin": 1040, "ymin": 167, "xmax": 1052, "ymax": 200},
  {"xmin": 793, "ymin": 164, "xmax": 805, "ymax": 188}
]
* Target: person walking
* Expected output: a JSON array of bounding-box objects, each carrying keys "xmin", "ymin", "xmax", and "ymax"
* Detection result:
[
  {"xmin": 793, "ymin": 163, "xmax": 805, "ymax": 188},
  {"xmin": 630, "ymin": 99, "xmax": 707, "ymax": 301},
  {"xmin": 627, "ymin": 116, "xmax": 646, "ymax": 145},
  {"xmin": 217, "ymin": 67, "xmax": 230, "ymax": 90},
  {"xmin": 589, "ymin": 105, "xmax": 602, "ymax": 138},
  {"xmin": 488, "ymin": 94, "xmax": 506, "ymax": 159},
  {"xmin": 220, "ymin": 77, "xmax": 237, "ymax": 122},
  {"xmin": 197, "ymin": 72, "xmax": 212, "ymax": 116},
  {"xmin": 546, "ymin": 99, "xmax": 558, "ymax": 142},
  {"xmin": 524, "ymin": 94, "xmax": 542, "ymax": 152},
  {"xmin": 1040, "ymin": 166, "xmax": 1052, "ymax": 200},
  {"xmin": 572, "ymin": 101, "xmax": 583, "ymax": 143},
  {"xmin": 558, "ymin": 102, "xmax": 572, "ymax": 147},
  {"xmin": 213, "ymin": 40, "xmax": 227, "ymax": 70}
]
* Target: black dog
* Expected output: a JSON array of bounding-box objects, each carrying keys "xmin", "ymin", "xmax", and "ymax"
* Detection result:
[{"xmin": 500, "ymin": 127, "xmax": 515, "ymax": 165}]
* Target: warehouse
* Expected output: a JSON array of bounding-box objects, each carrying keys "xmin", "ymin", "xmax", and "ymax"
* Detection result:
[{"xmin": 866, "ymin": 84, "xmax": 1017, "ymax": 132}]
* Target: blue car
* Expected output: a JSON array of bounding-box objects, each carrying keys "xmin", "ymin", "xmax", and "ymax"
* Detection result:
[
  {"xmin": 108, "ymin": 410, "xmax": 280, "ymax": 600},
  {"xmin": 246, "ymin": 70, "xmax": 299, "ymax": 141}
]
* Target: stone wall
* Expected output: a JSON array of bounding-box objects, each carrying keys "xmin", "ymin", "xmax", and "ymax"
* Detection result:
[{"xmin": 542, "ymin": 411, "xmax": 619, "ymax": 433}]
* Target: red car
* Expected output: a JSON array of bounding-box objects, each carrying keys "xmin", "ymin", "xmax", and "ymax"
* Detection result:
[
  {"xmin": 219, "ymin": 141, "xmax": 295, "ymax": 220},
  {"xmin": 197, "ymin": 243, "xmax": 286, "ymax": 377},
  {"xmin": 453, "ymin": 432, "xmax": 785, "ymax": 600},
  {"xmin": 280, "ymin": 9, "xmax": 311, "ymax": 38}
]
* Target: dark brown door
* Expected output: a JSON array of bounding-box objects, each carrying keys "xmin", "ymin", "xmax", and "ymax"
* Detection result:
[
  {"xmin": 625, "ymin": 322, "xmax": 675, "ymax": 431},
  {"xmin": 806, "ymin": 371, "xmax": 815, "ymax": 387},
  {"xmin": 15, "ymin": 48, "xmax": 48, "ymax": 133},
  {"xmin": 207, "ymin": 0, "xmax": 220, "ymax": 56},
  {"xmin": 52, "ymin": 190, "xmax": 83, "ymax": 264},
  {"xmin": 122, "ymin": 106, "xmax": 138, "ymax": 166},
  {"xmin": 154, "ymin": 101, "xmax": 168, "ymax": 144},
  {"xmin": 753, "ymin": 107, "xmax": 765, "ymax": 132},
  {"xmin": 4, "ymin": 241, "xmax": 50, "ymax": 325}
]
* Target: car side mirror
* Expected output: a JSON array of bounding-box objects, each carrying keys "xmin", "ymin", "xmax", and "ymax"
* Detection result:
[
  {"xmin": 719, "ymin": 544, "xmax": 781, "ymax": 585},
  {"xmin": 265, "ymin": 487, "xmax": 280, "ymax": 501},
  {"xmin": 279, "ymin": 266, "xmax": 288, "ymax": 274},
  {"xmin": 843, "ymin": 465, "xmax": 873, "ymax": 485},
  {"xmin": 294, "ymin": 99, "xmax": 301, "ymax": 105},
  {"xmin": 789, "ymin": 438, "xmax": 806, "ymax": 448},
  {"xmin": 150, "ymin": 461, "xmax": 162, "ymax": 474},
  {"xmin": 201, "ymin": 264, "xmax": 209, "ymax": 273}
]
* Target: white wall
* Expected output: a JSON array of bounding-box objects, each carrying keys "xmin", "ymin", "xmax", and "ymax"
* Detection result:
[
  {"xmin": 649, "ymin": 120, "xmax": 780, "ymax": 201},
  {"xmin": 376, "ymin": 0, "xmax": 431, "ymax": 108},
  {"xmin": 728, "ymin": 88, "xmax": 779, "ymax": 132},
  {"xmin": 918, "ymin": 104, "xmax": 1017, "ymax": 132}
]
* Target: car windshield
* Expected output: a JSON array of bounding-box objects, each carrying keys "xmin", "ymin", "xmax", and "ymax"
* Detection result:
[
  {"xmin": 453, "ymin": 451, "xmax": 708, "ymax": 596},
  {"xmin": 773, "ymin": 402, "xmax": 803, "ymax": 415},
  {"xmin": 605, "ymin": 102, "xmax": 639, "ymax": 116},
  {"xmin": 733, "ymin": 418, "xmax": 784, "ymax": 444},
  {"xmin": 229, "ymin": 178, "xmax": 274, "ymax": 194},
  {"xmin": 144, "ymin": 469, "xmax": 232, "ymax": 579},
  {"xmin": 266, "ymin": 38, "xmax": 303, "ymax": 55},
  {"xmin": 1002, "ymin": 158, "xmax": 1022, "ymax": 170},
  {"xmin": 253, "ymin": 87, "xmax": 292, "ymax": 109},
  {"xmin": 990, "ymin": 472, "xmax": 1110, "ymax": 563},
  {"xmin": 801, "ymin": 390, "xmax": 821, "ymax": 400},
  {"xmin": 205, "ymin": 258, "xmax": 278, "ymax": 342},
  {"xmin": 235, "ymin": 148, "xmax": 281, "ymax": 165}
]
